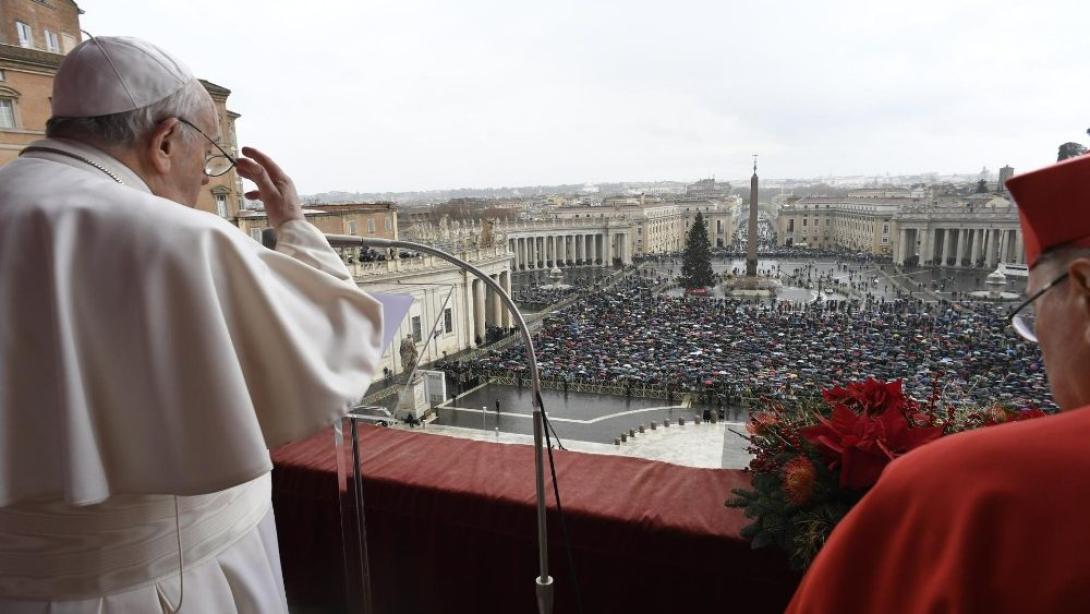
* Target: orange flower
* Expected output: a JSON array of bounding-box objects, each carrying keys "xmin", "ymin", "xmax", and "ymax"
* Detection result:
[
  {"xmin": 783, "ymin": 456, "xmax": 817, "ymax": 506},
  {"xmin": 747, "ymin": 411, "xmax": 780, "ymax": 436}
]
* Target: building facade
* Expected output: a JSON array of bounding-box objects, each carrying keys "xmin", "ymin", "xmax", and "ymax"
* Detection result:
[
  {"xmin": 893, "ymin": 195, "xmax": 1023, "ymax": 267},
  {"xmin": 197, "ymin": 79, "xmax": 244, "ymax": 221},
  {"xmin": 776, "ymin": 191, "xmax": 1026, "ymax": 266},
  {"xmin": 677, "ymin": 197, "xmax": 738, "ymax": 248},
  {"xmin": 0, "ymin": 0, "xmax": 81, "ymax": 164},
  {"xmin": 236, "ymin": 202, "xmax": 398, "ymax": 244},
  {"xmin": 497, "ymin": 217, "xmax": 634, "ymax": 268},
  {"xmin": 777, "ymin": 196, "xmax": 902, "ymax": 254},
  {"xmin": 347, "ymin": 244, "xmax": 513, "ymax": 379}
]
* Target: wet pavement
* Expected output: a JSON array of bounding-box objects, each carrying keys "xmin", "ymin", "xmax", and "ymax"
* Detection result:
[
  {"xmin": 641, "ymin": 256, "xmax": 1026, "ymax": 304},
  {"xmin": 511, "ymin": 266, "xmax": 621, "ymax": 292},
  {"xmin": 431, "ymin": 383, "xmax": 743, "ymax": 444}
]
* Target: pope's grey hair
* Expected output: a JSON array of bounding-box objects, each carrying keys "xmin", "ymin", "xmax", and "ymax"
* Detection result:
[{"xmin": 45, "ymin": 79, "xmax": 210, "ymax": 147}]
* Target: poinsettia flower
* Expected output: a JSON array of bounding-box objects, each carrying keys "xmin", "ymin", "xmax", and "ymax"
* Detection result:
[
  {"xmin": 822, "ymin": 377, "xmax": 908, "ymax": 416},
  {"xmin": 783, "ymin": 456, "xmax": 818, "ymax": 506},
  {"xmin": 800, "ymin": 404, "xmax": 942, "ymax": 490}
]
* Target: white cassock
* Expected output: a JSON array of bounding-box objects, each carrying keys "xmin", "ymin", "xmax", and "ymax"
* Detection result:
[{"xmin": 0, "ymin": 137, "xmax": 385, "ymax": 612}]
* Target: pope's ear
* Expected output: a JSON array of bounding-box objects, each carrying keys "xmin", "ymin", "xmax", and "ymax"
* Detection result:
[
  {"xmin": 145, "ymin": 117, "xmax": 181, "ymax": 175},
  {"xmin": 1068, "ymin": 257, "xmax": 1090, "ymax": 303}
]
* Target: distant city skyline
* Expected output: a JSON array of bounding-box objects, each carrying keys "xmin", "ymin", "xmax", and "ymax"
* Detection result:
[
  {"xmin": 304, "ymin": 169, "xmax": 999, "ymax": 204},
  {"xmin": 81, "ymin": 0, "xmax": 1090, "ymax": 195}
]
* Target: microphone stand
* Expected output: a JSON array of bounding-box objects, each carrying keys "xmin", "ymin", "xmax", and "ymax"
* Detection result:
[{"xmin": 265, "ymin": 230, "xmax": 555, "ymax": 614}]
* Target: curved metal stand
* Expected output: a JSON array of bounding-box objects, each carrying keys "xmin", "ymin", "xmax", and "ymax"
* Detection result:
[{"xmin": 293, "ymin": 232, "xmax": 555, "ymax": 614}]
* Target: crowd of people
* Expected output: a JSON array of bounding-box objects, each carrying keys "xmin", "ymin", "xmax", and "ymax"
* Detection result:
[
  {"xmin": 458, "ymin": 280, "xmax": 1051, "ymax": 411},
  {"xmin": 512, "ymin": 286, "xmax": 578, "ymax": 309}
]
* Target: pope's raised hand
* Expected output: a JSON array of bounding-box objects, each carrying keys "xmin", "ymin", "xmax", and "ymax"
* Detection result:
[{"xmin": 236, "ymin": 146, "xmax": 304, "ymax": 229}]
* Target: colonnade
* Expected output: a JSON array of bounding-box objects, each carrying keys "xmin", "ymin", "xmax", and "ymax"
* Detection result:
[
  {"xmin": 506, "ymin": 231, "xmax": 631, "ymax": 269},
  {"xmin": 468, "ymin": 270, "xmax": 512, "ymax": 344},
  {"xmin": 895, "ymin": 226, "xmax": 1024, "ymax": 267}
]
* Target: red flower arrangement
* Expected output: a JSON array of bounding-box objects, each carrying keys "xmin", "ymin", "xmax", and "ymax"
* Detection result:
[{"xmin": 728, "ymin": 377, "xmax": 1048, "ymax": 569}]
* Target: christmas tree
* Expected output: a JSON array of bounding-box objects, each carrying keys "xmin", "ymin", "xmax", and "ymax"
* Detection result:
[{"xmin": 681, "ymin": 212, "xmax": 714, "ymax": 289}]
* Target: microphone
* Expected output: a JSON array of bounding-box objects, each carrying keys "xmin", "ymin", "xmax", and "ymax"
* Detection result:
[{"xmin": 263, "ymin": 228, "xmax": 555, "ymax": 614}]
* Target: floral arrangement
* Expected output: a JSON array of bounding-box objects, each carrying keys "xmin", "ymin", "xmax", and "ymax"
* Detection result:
[{"xmin": 727, "ymin": 377, "xmax": 1047, "ymax": 569}]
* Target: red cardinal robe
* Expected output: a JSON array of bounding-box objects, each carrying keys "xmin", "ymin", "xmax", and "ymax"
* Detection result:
[{"xmin": 786, "ymin": 406, "xmax": 1090, "ymax": 613}]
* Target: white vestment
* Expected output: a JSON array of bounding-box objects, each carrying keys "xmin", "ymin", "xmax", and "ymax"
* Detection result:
[{"xmin": 0, "ymin": 138, "xmax": 385, "ymax": 611}]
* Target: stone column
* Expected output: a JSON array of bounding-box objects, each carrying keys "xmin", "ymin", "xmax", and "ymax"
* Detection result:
[
  {"xmin": 941, "ymin": 229, "xmax": 953, "ymax": 267},
  {"xmin": 919, "ymin": 229, "xmax": 932, "ymax": 266},
  {"xmin": 491, "ymin": 275, "xmax": 502, "ymax": 327},
  {"xmin": 896, "ymin": 228, "xmax": 908, "ymax": 265},
  {"xmin": 473, "ymin": 278, "xmax": 486, "ymax": 344},
  {"xmin": 484, "ymin": 281, "xmax": 494, "ymax": 327},
  {"xmin": 605, "ymin": 232, "xmax": 613, "ymax": 264},
  {"xmin": 984, "ymin": 230, "xmax": 995, "ymax": 268},
  {"xmin": 969, "ymin": 229, "xmax": 981, "ymax": 266},
  {"xmin": 1014, "ymin": 229, "xmax": 1024, "ymax": 264},
  {"xmin": 500, "ymin": 271, "xmax": 512, "ymax": 328},
  {"xmin": 574, "ymin": 234, "xmax": 582, "ymax": 263}
]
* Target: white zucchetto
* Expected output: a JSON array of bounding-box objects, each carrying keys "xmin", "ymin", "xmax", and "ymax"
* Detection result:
[{"xmin": 51, "ymin": 36, "xmax": 196, "ymax": 118}]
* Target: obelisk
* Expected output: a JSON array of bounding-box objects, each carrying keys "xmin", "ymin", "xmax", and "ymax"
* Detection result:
[{"xmin": 746, "ymin": 155, "xmax": 759, "ymax": 277}]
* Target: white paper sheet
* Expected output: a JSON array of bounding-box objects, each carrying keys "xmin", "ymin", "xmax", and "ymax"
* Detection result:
[{"xmin": 369, "ymin": 291, "xmax": 414, "ymax": 354}]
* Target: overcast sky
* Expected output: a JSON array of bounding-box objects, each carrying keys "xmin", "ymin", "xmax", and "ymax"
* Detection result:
[{"xmin": 81, "ymin": 0, "xmax": 1090, "ymax": 194}]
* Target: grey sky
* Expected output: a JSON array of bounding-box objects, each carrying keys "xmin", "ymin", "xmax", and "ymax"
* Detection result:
[{"xmin": 82, "ymin": 0, "xmax": 1090, "ymax": 194}]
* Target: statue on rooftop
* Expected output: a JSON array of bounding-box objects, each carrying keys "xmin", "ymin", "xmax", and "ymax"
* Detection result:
[{"xmin": 479, "ymin": 218, "xmax": 495, "ymax": 247}]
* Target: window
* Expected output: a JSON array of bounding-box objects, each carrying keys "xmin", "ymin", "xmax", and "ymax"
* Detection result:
[
  {"xmin": 215, "ymin": 193, "xmax": 228, "ymax": 218},
  {"xmin": 15, "ymin": 22, "xmax": 32, "ymax": 48},
  {"xmin": 367, "ymin": 218, "xmax": 376, "ymax": 233},
  {"xmin": 348, "ymin": 220, "xmax": 357, "ymax": 235},
  {"xmin": 411, "ymin": 316, "xmax": 422, "ymax": 343},
  {"xmin": 385, "ymin": 217, "xmax": 392, "ymax": 230},
  {"xmin": 444, "ymin": 308, "xmax": 453, "ymax": 333},
  {"xmin": 803, "ymin": 219, "xmax": 808, "ymax": 227},
  {"xmin": 44, "ymin": 30, "xmax": 59, "ymax": 53},
  {"xmin": 0, "ymin": 70, "xmax": 5, "ymax": 82},
  {"xmin": 250, "ymin": 228, "xmax": 263, "ymax": 242},
  {"xmin": 0, "ymin": 100, "xmax": 15, "ymax": 129},
  {"xmin": 883, "ymin": 224, "xmax": 889, "ymax": 234}
]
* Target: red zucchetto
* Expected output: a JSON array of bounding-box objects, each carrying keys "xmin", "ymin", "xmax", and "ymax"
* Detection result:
[{"xmin": 1006, "ymin": 154, "xmax": 1090, "ymax": 268}]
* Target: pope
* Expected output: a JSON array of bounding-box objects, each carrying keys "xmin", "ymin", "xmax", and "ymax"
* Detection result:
[
  {"xmin": 0, "ymin": 37, "xmax": 384, "ymax": 612},
  {"xmin": 786, "ymin": 153, "xmax": 1090, "ymax": 613}
]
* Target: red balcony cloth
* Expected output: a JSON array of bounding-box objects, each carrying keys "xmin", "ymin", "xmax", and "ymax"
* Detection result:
[{"xmin": 271, "ymin": 425, "xmax": 799, "ymax": 613}]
